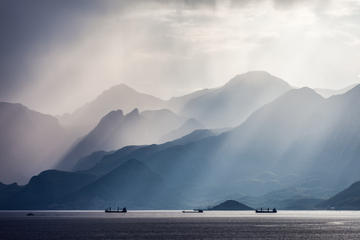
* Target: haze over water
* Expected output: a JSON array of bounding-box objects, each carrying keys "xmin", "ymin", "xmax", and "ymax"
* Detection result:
[{"xmin": 1, "ymin": 211, "xmax": 360, "ymax": 239}]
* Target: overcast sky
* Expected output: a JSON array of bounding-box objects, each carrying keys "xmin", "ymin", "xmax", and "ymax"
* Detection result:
[{"xmin": 1, "ymin": 0, "xmax": 360, "ymax": 115}]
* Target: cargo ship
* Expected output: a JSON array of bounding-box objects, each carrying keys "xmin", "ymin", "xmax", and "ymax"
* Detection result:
[
  {"xmin": 255, "ymin": 208, "xmax": 277, "ymax": 213},
  {"xmin": 105, "ymin": 207, "xmax": 127, "ymax": 213}
]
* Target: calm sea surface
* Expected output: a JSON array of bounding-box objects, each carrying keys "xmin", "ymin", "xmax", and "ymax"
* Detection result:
[{"xmin": 1, "ymin": 211, "xmax": 360, "ymax": 239}]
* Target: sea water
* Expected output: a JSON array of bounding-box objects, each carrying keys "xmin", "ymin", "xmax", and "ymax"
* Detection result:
[{"xmin": 1, "ymin": 211, "xmax": 360, "ymax": 239}]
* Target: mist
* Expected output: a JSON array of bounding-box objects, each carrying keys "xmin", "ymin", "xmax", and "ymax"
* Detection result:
[{"xmin": 1, "ymin": 0, "xmax": 360, "ymax": 115}]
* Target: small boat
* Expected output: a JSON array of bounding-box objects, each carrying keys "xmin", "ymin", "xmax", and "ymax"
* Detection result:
[
  {"xmin": 26, "ymin": 213, "xmax": 35, "ymax": 216},
  {"xmin": 105, "ymin": 207, "xmax": 127, "ymax": 213},
  {"xmin": 255, "ymin": 208, "xmax": 277, "ymax": 213},
  {"xmin": 182, "ymin": 209, "xmax": 204, "ymax": 213}
]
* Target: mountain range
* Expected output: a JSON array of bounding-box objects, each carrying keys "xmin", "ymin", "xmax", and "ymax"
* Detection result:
[
  {"xmin": 56, "ymin": 71, "xmax": 293, "ymax": 171},
  {"xmin": 1, "ymin": 71, "xmax": 360, "ymax": 210},
  {"xmin": 58, "ymin": 108, "xmax": 196, "ymax": 170},
  {"xmin": 59, "ymin": 84, "xmax": 166, "ymax": 135},
  {"xmin": 60, "ymin": 71, "xmax": 291, "ymax": 132},
  {"xmin": 179, "ymin": 71, "xmax": 292, "ymax": 128},
  {"xmin": 61, "ymin": 83, "xmax": 360, "ymax": 208}
]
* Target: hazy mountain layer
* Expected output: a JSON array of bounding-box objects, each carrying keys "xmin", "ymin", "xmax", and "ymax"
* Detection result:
[
  {"xmin": 59, "ymin": 84, "xmax": 166, "ymax": 135},
  {"xmin": 58, "ymin": 108, "xmax": 189, "ymax": 170},
  {"xmin": 180, "ymin": 71, "xmax": 292, "ymax": 128},
  {"xmin": 2, "ymin": 73, "xmax": 360, "ymax": 209},
  {"xmin": 58, "ymin": 71, "xmax": 292, "ymax": 134},
  {"xmin": 54, "ymin": 84, "xmax": 360, "ymax": 208},
  {"xmin": 81, "ymin": 129, "xmax": 217, "ymax": 177},
  {"xmin": 0, "ymin": 130, "xmax": 219, "ymax": 210},
  {"xmin": 0, "ymin": 102, "xmax": 70, "ymax": 184},
  {"xmin": 60, "ymin": 159, "xmax": 167, "ymax": 209},
  {"xmin": 318, "ymin": 181, "xmax": 360, "ymax": 210},
  {"xmin": 2, "ymin": 170, "xmax": 96, "ymax": 210}
]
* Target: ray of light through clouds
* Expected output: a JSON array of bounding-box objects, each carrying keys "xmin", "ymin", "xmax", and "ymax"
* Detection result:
[{"xmin": 1, "ymin": 0, "xmax": 360, "ymax": 114}]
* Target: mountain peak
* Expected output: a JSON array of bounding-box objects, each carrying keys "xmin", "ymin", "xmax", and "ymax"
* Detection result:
[
  {"xmin": 107, "ymin": 109, "xmax": 124, "ymax": 117},
  {"xmin": 282, "ymin": 87, "xmax": 323, "ymax": 101},
  {"xmin": 98, "ymin": 109, "xmax": 124, "ymax": 125},
  {"xmin": 105, "ymin": 83, "xmax": 137, "ymax": 94},
  {"xmin": 127, "ymin": 108, "xmax": 140, "ymax": 117},
  {"xmin": 225, "ymin": 71, "xmax": 290, "ymax": 88},
  {"xmin": 94, "ymin": 84, "xmax": 139, "ymax": 102}
]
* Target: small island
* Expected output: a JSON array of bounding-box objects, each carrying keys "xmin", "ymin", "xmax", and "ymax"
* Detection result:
[{"xmin": 208, "ymin": 200, "xmax": 253, "ymax": 211}]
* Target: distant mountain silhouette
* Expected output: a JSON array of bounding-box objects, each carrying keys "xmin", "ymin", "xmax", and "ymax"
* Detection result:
[
  {"xmin": 58, "ymin": 108, "xmax": 189, "ymax": 170},
  {"xmin": 208, "ymin": 200, "xmax": 253, "ymax": 210},
  {"xmin": 0, "ymin": 129, "xmax": 218, "ymax": 210},
  {"xmin": 315, "ymin": 83, "xmax": 359, "ymax": 98},
  {"xmin": 0, "ymin": 183, "xmax": 21, "ymax": 207},
  {"xmin": 59, "ymin": 84, "xmax": 166, "ymax": 135},
  {"xmin": 34, "ymin": 87, "xmax": 328, "ymax": 207},
  {"xmin": 59, "ymin": 72, "xmax": 291, "ymax": 134},
  {"xmin": 0, "ymin": 102, "xmax": 69, "ymax": 184},
  {"xmin": 60, "ymin": 85, "xmax": 360, "ymax": 206},
  {"xmin": 303, "ymin": 84, "xmax": 360, "ymax": 187},
  {"xmin": 60, "ymin": 159, "xmax": 167, "ymax": 209},
  {"xmin": 2, "ymin": 170, "xmax": 96, "ymax": 210},
  {"xmin": 318, "ymin": 181, "xmax": 360, "ymax": 210},
  {"xmin": 179, "ymin": 71, "xmax": 292, "ymax": 128},
  {"xmin": 3, "ymin": 73, "xmax": 360, "ymax": 209}
]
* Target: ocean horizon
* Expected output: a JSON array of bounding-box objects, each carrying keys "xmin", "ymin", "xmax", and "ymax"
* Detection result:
[{"xmin": 1, "ymin": 211, "xmax": 360, "ymax": 239}]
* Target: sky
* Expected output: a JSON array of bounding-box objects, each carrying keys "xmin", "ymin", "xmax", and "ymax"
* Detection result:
[{"xmin": 1, "ymin": 0, "xmax": 360, "ymax": 115}]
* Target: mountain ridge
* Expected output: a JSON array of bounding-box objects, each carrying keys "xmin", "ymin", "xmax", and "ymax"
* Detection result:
[
  {"xmin": 59, "ymin": 84, "xmax": 166, "ymax": 135},
  {"xmin": 180, "ymin": 71, "xmax": 292, "ymax": 128},
  {"xmin": 318, "ymin": 181, "xmax": 360, "ymax": 210},
  {"xmin": 0, "ymin": 102, "xmax": 70, "ymax": 184},
  {"xmin": 57, "ymin": 108, "xmax": 191, "ymax": 170}
]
